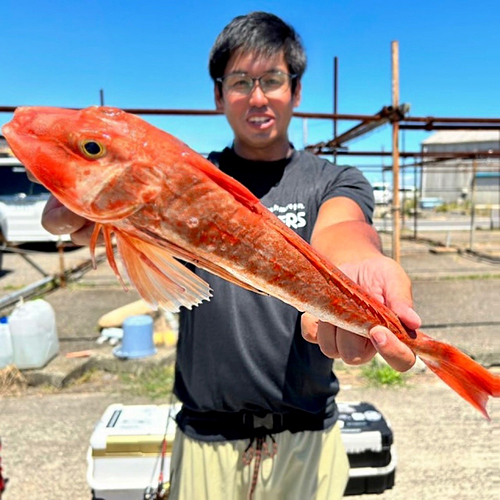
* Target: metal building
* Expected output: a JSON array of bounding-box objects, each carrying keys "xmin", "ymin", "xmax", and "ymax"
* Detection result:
[{"xmin": 421, "ymin": 131, "xmax": 500, "ymax": 205}]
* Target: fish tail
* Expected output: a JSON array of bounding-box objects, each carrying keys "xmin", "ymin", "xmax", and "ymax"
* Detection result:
[{"xmin": 415, "ymin": 331, "xmax": 500, "ymax": 420}]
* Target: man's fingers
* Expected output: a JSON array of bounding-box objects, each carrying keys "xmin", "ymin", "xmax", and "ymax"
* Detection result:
[
  {"xmin": 335, "ymin": 328, "xmax": 375, "ymax": 365},
  {"xmin": 316, "ymin": 321, "xmax": 339, "ymax": 358},
  {"xmin": 301, "ymin": 313, "xmax": 319, "ymax": 343},
  {"xmin": 303, "ymin": 315, "xmax": 376, "ymax": 363},
  {"xmin": 389, "ymin": 301, "xmax": 421, "ymax": 331},
  {"xmin": 40, "ymin": 195, "xmax": 98, "ymax": 246},
  {"xmin": 369, "ymin": 326, "xmax": 416, "ymax": 372},
  {"xmin": 70, "ymin": 222, "xmax": 99, "ymax": 246},
  {"xmin": 42, "ymin": 195, "xmax": 88, "ymax": 235},
  {"xmin": 303, "ymin": 318, "xmax": 414, "ymax": 372}
]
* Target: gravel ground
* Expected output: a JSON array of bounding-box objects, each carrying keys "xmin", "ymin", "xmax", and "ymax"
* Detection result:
[
  {"xmin": 341, "ymin": 375, "xmax": 500, "ymax": 500},
  {"xmin": 0, "ymin": 370, "xmax": 498, "ymax": 500},
  {"xmin": 0, "ymin": 232, "xmax": 499, "ymax": 499}
]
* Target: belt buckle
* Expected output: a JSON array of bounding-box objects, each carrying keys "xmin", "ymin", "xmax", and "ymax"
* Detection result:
[
  {"xmin": 253, "ymin": 414, "xmax": 274, "ymax": 430},
  {"xmin": 244, "ymin": 413, "xmax": 283, "ymax": 430}
]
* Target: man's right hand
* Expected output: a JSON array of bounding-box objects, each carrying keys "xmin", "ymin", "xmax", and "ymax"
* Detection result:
[{"xmin": 42, "ymin": 195, "xmax": 96, "ymax": 246}]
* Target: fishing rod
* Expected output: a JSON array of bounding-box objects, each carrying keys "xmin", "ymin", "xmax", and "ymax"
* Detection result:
[{"xmin": 142, "ymin": 395, "xmax": 177, "ymax": 500}]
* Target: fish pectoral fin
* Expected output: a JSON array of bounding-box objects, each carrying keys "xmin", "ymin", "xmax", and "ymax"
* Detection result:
[{"xmin": 114, "ymin": 231, "xmax": 212, "ymax": 312}]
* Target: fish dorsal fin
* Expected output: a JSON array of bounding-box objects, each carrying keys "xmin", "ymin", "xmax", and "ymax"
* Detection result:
[
  {"xmin": 255, "ymin": 208, "xmax": 395, "ymax": 326},
  {"xmin": 186, "ymin": 150, "xmax": 365, "ymax": 297},
  {"xmin": 186, "ymin": 153, "xmax": 263, "ymax": 211},
  {"xmin": 114, "ymin": 231, "xmax": 212, "ymax": 312},
  {"xmin": 184, "ymin": 152, "xmax": 374, "ymax": 307}
]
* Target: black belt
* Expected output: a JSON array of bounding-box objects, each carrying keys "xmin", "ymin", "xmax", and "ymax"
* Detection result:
[{"xmin": 176, "ymin": 407, "xmax": 333, "ymax": 441}]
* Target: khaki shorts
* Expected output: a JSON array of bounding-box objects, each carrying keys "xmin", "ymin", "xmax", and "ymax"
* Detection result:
[{"xmin": 168, "ymin": 423, "xmax": 349, "ymax": 500}]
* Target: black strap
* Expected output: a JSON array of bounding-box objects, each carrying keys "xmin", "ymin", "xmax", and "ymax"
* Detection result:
[{"xmin": 176, "ymin": 407, "xmax": 329, "ymax": 440}]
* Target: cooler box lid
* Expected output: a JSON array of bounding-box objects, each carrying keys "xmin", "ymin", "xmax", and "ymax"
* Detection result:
[
  {"xmin": 90, "ymin": 403, "xmax": 181, "ymax": 457},
  {"xmin": 338, "ymin": 401, "xmax": 394, "ymax": 453}
]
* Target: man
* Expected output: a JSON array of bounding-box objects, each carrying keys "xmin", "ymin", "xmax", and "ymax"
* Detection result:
[{"xmin": 42, "ymin": 12, "xmax": 420, "ymax": 499}]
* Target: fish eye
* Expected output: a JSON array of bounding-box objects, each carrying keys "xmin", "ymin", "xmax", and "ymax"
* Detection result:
[{"xmin": 80, "ymin": 140, "xmax": 106, "ymax": 159}]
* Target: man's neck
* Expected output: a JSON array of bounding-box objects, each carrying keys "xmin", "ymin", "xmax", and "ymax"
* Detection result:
[{"xmin": 233, "ymin": 139, "xmax": 293, "ymax": 162}]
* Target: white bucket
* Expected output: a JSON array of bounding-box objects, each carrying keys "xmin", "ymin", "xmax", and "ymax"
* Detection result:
[
  {"xmin": 9, "ymin": 299, "xmax": 59, "ymax": 369},
  {"xmin": 0, "ymin": 316, "xmax": 13, "ymax": 368}
]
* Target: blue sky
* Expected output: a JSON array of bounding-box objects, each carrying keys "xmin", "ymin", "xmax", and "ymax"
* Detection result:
[{"xmin": 1, "ymin": 0, "xmax": 499, "ymax": 183}]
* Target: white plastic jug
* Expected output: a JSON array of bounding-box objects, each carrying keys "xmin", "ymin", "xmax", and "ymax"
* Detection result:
[
  {"xmin": 0, "ymin": 316, "xmax": 13, "ymax": 368},
  {"xmin": 9, "ymin": 299, "xmax": 59, "ymax": 369}
]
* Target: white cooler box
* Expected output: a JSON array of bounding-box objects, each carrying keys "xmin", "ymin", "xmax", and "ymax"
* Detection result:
[
  {"xmin": 88, "ymin": 402, "xmax": 395, "ymax": 499},
  {"xmin": 88, "ymin": 404, "xmax": 180, "ymax": 500}
]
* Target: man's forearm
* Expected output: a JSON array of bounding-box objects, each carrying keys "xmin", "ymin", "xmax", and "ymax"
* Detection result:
[{"xmin": 311, "ymin": 220, "xmax": 382, "ymax": 267}]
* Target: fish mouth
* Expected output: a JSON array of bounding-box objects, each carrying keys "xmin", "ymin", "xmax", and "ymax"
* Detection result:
[
  {"xmin": 2, "ymin": 118, "xmax": 31, "ymax": 165},
  {"xmin": 2, "ymin": 106, "xmax": 76, "ymax": 165}
]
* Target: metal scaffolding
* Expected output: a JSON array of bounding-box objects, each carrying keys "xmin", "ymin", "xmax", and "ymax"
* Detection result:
[{"xmin": 1, "ymin": 41, "xmax": 500, "ymax": 263}]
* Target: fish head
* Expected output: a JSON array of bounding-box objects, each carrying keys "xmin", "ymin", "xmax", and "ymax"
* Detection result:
[{"xmin": 2, "ymin": 106, "xmax": 162, "ymax": 222}]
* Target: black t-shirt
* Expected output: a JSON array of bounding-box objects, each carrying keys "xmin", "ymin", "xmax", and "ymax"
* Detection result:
[{"xmin": 174, "ymin": 147, "xmax": 374, "ymax": 441}]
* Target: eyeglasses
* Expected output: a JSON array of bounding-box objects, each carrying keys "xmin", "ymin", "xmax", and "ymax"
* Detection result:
[{"xmin": 216, "ymin": 71, "xmax": 297, "ymax": 96}]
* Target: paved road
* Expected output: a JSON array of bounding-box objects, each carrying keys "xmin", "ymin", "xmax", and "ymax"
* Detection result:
[
  {"xmin": 375, "ymin": 216, "xmax": 499, "ymax": 232},
  {"xmin": 343, "ymin": 377, "xmax": 500, "ymax": 500}
]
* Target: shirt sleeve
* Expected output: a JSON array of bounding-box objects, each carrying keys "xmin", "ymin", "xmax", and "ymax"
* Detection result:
[{"xmin": 319, "ymin": 163, "xmax": 375, "ymax": 224}]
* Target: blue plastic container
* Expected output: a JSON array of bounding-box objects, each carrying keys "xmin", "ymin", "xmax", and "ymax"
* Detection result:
[{"xmin": 113, "ymin": 315, "xmax": 156, "ymax": 359}]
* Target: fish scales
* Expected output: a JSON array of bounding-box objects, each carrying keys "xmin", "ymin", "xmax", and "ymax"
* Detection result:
[{"xmin": 130, "ymin": 175, "xmax": 378, "ymax": 334}]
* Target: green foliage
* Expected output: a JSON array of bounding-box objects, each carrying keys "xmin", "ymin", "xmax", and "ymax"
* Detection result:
[
  {"xmin": 402, "ymin": 198, "xmax": 417, "ymax": 216},
  {"xmin": 435, "ymin": 201, "xmax": 471, "ymax": 214},
  {"xmin": 120, "ymin": 365, "xmax": 175, "ymax": 400},
  {"xmin": 435, "ymin": 203, "xmax": 450, "ymax": 213},
  {"xmin": 361, "ymin": 359, "xmax": 406, "ymax": 387}
]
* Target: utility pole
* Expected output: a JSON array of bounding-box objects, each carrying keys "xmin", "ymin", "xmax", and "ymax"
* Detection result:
[
  {"xmin": 469, "ymin": 158, "xmax": 478, "ymax": 251},
  {"xmin": 391, "ymin": 41, "xmax": 401, "ymax": 263}
]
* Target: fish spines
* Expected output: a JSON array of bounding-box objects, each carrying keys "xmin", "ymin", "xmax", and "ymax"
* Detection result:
[{"xmin": 322, "ymin": 265, "xmax": 400, "ymax": 333}]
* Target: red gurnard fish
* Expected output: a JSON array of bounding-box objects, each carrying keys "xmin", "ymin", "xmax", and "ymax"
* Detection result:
[{"xmin": 3, "ymin": 106, "xmax": 499, "ymax": 418}]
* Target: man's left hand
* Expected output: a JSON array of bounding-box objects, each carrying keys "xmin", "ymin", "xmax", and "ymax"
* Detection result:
[{"xmin": 301, "ymin": 255, "xmax": 420, "ymax": 372}]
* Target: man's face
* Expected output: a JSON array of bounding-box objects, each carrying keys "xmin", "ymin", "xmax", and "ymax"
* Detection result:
[{"xmin": 215, "ymin": 51, "xmax": 301, "ymax": 161}]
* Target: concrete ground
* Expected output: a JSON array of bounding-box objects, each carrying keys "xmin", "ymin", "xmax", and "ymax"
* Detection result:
[
  {"xmin": 1, "ymin": 372, "xmax": 499, "ymax": 500},
  {"xmin": 0, "ymin": 230, "xmax": 499, "ymax": 499}
]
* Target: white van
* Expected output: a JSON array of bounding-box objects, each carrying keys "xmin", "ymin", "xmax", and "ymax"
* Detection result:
[
  {"xmin": 0, "ymin": 157, "xmax": 70, "ymax": 244},
  {"xmin": 372, "ymin": 182, "xmax": 393, "ymax": 205}
]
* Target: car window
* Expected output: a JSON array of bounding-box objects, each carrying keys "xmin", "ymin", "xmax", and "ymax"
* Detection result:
[{"xmin": 0, "ymin": 165, "xmax": 49, "ymax": 197}]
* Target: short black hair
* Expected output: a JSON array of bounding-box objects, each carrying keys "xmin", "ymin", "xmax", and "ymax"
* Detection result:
[{"xmin": 209, "ymin": 12, "xmax": 306, "ymax": 94}]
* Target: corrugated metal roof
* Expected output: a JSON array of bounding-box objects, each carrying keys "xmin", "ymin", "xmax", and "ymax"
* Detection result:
[{"xmin": 422, "ymin": 130, "xmax": 500, "ymax": 145}]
